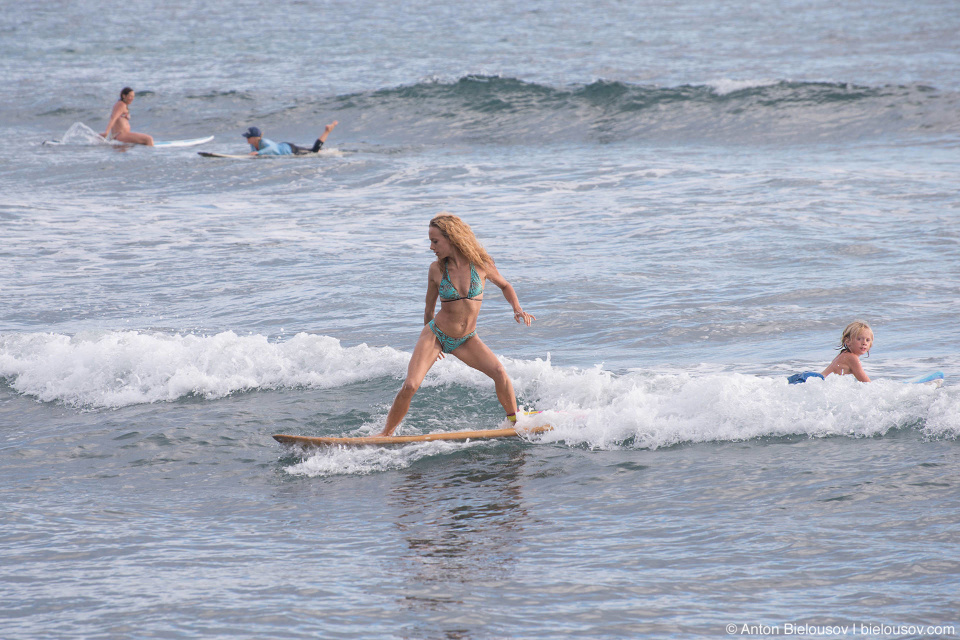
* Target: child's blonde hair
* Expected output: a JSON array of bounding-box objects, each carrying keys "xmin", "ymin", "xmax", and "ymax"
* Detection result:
[{"xmin": 838, "ymin": 320, "xmax": 873, "ymax": 354}]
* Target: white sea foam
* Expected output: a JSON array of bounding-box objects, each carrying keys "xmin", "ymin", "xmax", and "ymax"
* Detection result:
[
  {"xmin": 284, "ymin": 439, "xmax": 480, "ymax": 477},
  {"xmin": 0, "ymin": 330, "xmax": 408, "ymax": 408},
  {"xmin": 284, "ymin": 353, "xmax": 957, "ymax": 477},
  {"xmin": 42, "ymin": 122, "xmax": 120, "ymax": 146},
  {"xmin": 706, "ymin": 78, "xmax": 781, "ymax": 95},
  {"xmin": 2, "ymin": 331, "xmax": 954, "ymax": 459},
  {"xmin": 505, "ymin": 356, "xmax": 958, "ymax": 448},
  {"xmin": 415, "ymin": 353, "xmax": 957, "ymax": 447}
]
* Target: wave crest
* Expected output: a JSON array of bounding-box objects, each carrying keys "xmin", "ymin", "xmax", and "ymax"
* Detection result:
[
  {"xmin": 305, "ymin": 76, "xmax": 958, "ymax": 144},
  {"xmin": 0, "ymin": 330, "xmax": 407, "ymax": 408}
]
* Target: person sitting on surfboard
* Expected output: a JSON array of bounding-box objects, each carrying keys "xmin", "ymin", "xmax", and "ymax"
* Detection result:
[
  {"xmin": 380, "ymin": 213, "xmax": 536, "ymax": 436},
  {"xmin": 788, "ymin": 320, "xmax": 873, "ymax": 384},
  {"xmin": 242, "ymin": 122, "xmax": 338, "ymax": 156},
  {"xmin": 102, "ymin": 87, "xmax": 154, "ymax": 146}
]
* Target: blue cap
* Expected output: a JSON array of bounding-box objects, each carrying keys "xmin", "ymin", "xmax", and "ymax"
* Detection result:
[{"xmin": 241, "ymin": 126, "xmax": 261, "ymax": 138}]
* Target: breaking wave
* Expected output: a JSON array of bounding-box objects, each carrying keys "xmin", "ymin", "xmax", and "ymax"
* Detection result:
[{"xmin": 2, "ymin": 331, "xmax": 955, "ymax": 462}]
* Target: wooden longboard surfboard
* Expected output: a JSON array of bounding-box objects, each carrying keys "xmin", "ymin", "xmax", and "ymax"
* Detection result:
[{"xmin": 273, "ymin": 425, "xmax": 554, "ymax": 447}]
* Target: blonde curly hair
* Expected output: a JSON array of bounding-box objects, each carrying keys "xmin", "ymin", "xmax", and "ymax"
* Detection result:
[{"xmin": 430, "ymin": 213, "xmax": 492, "ymax": 269}]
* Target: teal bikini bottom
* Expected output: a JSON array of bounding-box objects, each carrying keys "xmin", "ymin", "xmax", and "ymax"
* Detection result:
[{"xmin": 428, "ymin": 320, "xmax": 476, "ymax": 353}]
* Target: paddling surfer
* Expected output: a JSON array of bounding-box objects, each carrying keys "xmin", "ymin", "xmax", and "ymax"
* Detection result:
[
  {"xmin": 242, "ymin": 121, "xmax": 338, "ymax": 156},
  {"xmin": 820, "ymin": 320, "xmax": 873, "ymax": 381},
  {"xmin": 788, "ymin": 320, "xmax": 873, "ymax": 384},
  {"xmin": 380, "ymin": 213, "xmax": 536, "ymax": 436},
  {"xmin": 102, "ymin": 87, "xmax": 154, "ymax": 146}
]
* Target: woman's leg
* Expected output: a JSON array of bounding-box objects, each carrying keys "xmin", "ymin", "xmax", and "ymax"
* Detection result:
[
  {"xmin": 115, "ymin": 131, "xmax": 154, "ymax": 146},
  {"xmin": 381, "ymin": 325, "xmax": 443, "ymax": 435},
  {"xmin": 450, "ymin": 336, "xmax": 518, "ymax": 418}
]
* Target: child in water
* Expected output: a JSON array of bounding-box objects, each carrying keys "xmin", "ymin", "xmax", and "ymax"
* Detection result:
[{"xmin": 788, "ymin": 320, "xmax": 873, "ymax": 384}]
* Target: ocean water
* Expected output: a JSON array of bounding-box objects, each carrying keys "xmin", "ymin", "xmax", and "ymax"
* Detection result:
[{"xmin": 2, "ymin": 0, "xmax": 960, "ymax": 638}]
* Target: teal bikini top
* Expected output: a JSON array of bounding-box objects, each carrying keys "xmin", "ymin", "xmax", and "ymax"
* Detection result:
[{"xmin": 439, "ymin": 263, "xmax": 483, "ymax": 302}]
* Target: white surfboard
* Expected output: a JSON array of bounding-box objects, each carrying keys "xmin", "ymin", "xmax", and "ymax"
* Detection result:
[
  {"xmin": 198, "ymin": 151, "xmax": 258, "ymax": 159},
  {"xmin": 198, "ymin": 148, "xmax": 343, "ymax": 159},
  {"xmin": 154, "ymin": 135, "xmax": 214, "ymax": 148}
]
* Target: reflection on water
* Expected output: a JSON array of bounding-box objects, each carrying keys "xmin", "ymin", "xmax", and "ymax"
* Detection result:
[{"xmin": 388, "ymin": 447, "xmax": 529, "ymax": 614}]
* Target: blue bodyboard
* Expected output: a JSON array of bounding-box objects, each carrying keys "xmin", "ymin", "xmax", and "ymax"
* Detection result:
[{"xmin": 908, "ymin": 371, "xmax": 944, "ymax": 385}]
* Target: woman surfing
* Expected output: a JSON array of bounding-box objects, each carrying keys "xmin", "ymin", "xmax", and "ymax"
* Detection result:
[{"xmin": 380, "ymin": 213, "xmax": 536, "ymax": 436}]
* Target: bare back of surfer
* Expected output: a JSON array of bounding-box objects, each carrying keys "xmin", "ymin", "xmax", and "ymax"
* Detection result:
[{"xmin": 103, "ymin": 87, "xmax": 154, "ymax": 146}]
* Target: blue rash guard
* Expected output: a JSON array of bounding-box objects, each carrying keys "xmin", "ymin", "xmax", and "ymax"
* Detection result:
[{"xmin": 250, "ymin": 137, "xmax": 293, "ymax": 156}]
